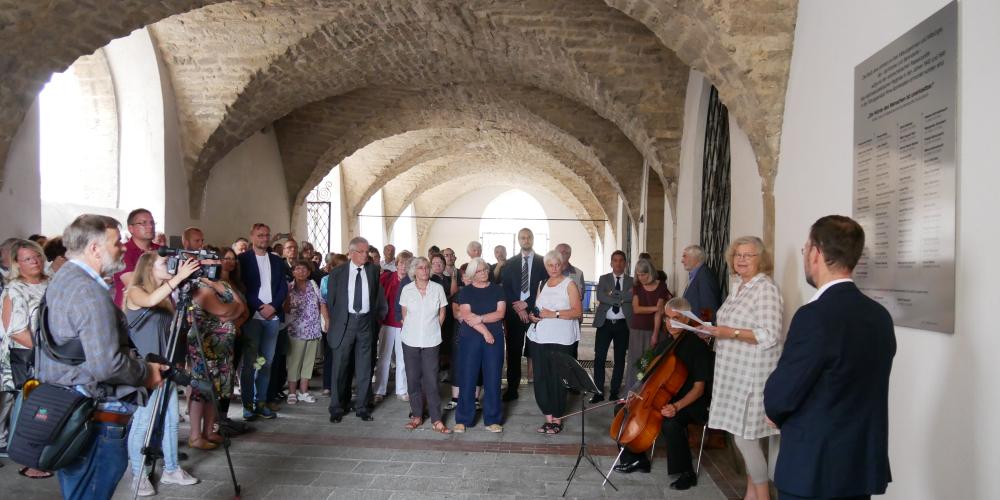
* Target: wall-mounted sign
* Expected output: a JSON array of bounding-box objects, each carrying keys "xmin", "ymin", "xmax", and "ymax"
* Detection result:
[{"xmin": 853, "ymin": 1, "xmax": 957, "ymax": 333}]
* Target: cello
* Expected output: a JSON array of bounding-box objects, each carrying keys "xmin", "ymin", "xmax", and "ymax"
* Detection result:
[{"xmin": 609, "ymin": 330, "xmax": 691, "ymax": 453}]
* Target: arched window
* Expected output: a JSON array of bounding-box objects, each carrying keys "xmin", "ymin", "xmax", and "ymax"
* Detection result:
[
  {"xmin": 359, "ymin": 189, "xmax": 386, "ymax": 252},
  {"xmin": 478, "ymin": 189, "xmax": 550, "ymax": 261},
  {"xmin": 390, "ymin": 204, "xmax": 417, "ymax": 254},
  {"xmin": 39, "ymin": 49, "xmax": 120, "ymax": 233}
]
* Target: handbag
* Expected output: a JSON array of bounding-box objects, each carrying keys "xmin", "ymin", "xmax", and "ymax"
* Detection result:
[
  {"xmin": 6, "ymin": 295, "xmax": 94, "ymax": 472},
  {"xmin": 310, "ymin": 281, "xmax": 328, "ymax": 332},
  {"xmin": 9, "ymin": 347, "xmax": 33, "ymax": 389}
]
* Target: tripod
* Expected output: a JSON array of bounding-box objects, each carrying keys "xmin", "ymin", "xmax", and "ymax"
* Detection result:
[
  {"xmin": 131, "ymin": 281, "xmax": 241, "ymax": 500},
  {"xmin": 551, "ymin": 352, "xmax": 617, "ymax": 497}
]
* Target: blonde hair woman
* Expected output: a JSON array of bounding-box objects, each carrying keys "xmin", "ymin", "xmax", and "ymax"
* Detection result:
[
  {"xmin": 703, "ymin": 236, "xmax": 783, "ymax": 500},
  {"xmin": 124, "ymin": 252, "xmax": 201, "ymax": 494}
]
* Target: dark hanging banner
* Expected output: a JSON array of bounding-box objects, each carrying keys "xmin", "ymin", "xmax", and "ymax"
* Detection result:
[{"xmin": 699, "ymin": 86, "xmax": 732, "ymax": 298}]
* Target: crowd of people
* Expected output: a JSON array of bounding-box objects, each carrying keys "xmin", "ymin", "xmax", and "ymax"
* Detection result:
[{"xmin": 0, "ymin": 211, "xmax": 895, "ymax": 500}]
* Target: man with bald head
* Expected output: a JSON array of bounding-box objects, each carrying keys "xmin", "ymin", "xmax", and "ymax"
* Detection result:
[
  {"xmin": 381, "ymin": 244, "xmax": 397, "ymax": 273},
  {"xmin": 182, "ymin": 226, "xmax": 205, "ymax": 251}
]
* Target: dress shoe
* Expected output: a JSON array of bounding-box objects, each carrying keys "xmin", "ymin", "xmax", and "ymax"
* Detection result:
[
  {"xmin": 589, "ymin": 395, "xmax": 604, "ymax": 404},
  {"xmin": 329, "ymin": 414, "xmax": 343, "ymax": 423},
  {"xmin": 357, "ymin": 412, "xmax": 374, "ymax": 421},
  {"xmin": 608, "ymin": 393, "xmax": 620, "ymax": 402},
  {"xmin": 613, "ymin": 459, "xmax": 650, "ymax": 474},
  {"xmin": 669, "ymin": 471, "xmax": 698, "ymax": 490},
  {"xmin": 501, "ymin": 390, "xmax": 519, "ymax": 402}
]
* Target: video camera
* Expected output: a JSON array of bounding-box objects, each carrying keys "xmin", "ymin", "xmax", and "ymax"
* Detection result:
[{"xmin": 157, "ymin": 247, "xmax": 221, "ymax": 281}]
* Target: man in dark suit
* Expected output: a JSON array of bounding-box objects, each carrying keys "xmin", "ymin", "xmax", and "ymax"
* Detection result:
[
  {"xmin": 590, "ymin": 250, "xmax": 633, "ymax": 404},
  {"xmin": 326, "ymin": 236, "xmax": 388, "ymax": 422},
  {"xmin": 680, "ymin": 245, "xmax": 721, "ymax": 321},
  {"xmin": 764, "ymin": 215, "xmax": 896, "ymax": 500},
  {"xmin": 237, "ymin": 222, "xmax": 289, "ymax": 420},
  {"xmin": 499, "ymin": 227, "xmax": 547, "ymax": 401}
]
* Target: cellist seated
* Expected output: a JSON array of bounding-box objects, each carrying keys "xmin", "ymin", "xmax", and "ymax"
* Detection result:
[{"xmin": 614, "ymin": 297, "xmax": 714, "ymax": 491}]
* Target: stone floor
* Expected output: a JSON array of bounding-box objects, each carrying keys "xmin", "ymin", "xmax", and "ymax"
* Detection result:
[{"xmin": 0, "ymin": 320, "xmax": 744, "ymax": 499}]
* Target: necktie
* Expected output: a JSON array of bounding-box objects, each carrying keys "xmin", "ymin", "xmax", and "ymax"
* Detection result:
[
  {"xmin": 353, "ymin": 267, "xmax": 363, "ymax": 313},
  {"xmin": 612, "ymin": 276, "xmax": 621, "ymax": 314},
  {"xmin": 520, "ymin": 257, "xmax": 529, "ymax": 295}
]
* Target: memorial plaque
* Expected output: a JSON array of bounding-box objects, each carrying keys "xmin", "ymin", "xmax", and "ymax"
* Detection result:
[{"xmin": 853, "ymin": 1, "xmax": 957, "ymax": 333}]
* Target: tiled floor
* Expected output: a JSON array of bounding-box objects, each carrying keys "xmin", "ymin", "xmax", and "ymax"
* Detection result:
[{"xmin": 0, "ymin": 321, "xmax": 748, "ymax": 499}]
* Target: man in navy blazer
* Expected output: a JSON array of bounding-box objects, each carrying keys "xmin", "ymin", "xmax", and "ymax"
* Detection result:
[
  {"xmin": 764, "ymin": 216, "xmax": 896, "ymax": 500},
  {"xmin": 237, "ymin": 223, "xmax": 289, "ymax": 420},
  {"xmin": 500, "ymin": 228, "xmax": 547, "ymax": 401},
  {"xmin": 681, "ymin": 245, "xmax": 721, "ymax": 321}
]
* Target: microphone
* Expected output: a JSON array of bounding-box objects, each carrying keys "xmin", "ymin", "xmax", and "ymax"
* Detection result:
[{"xmin": 157, "ymin": 247, "xmax": 180, "ymax": 257}]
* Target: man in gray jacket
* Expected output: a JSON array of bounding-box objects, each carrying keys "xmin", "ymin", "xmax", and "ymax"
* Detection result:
[
  {"xmin": 35, "ymin": 214, "xmax": 164, "ymax": 499},
  {"xmin": 590, "ymin": 250, "xmax": 633, "ymax": 403}
]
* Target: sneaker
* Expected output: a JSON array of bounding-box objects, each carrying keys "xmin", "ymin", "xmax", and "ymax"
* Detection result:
[
  {"xmin": 453, "ymin": 423, "xmax": 466, "ymax": 433},
  {"xmin": 160, "ymin": 467, "xmax": 199, "ymax": 486},
  {"xmin": 444, "ymin": 399, "xmax": 458, "ymax": 410},
  {"xmin": 297, "ymin": 392, "xmax": 317, "ymax": 403},
  {"xmin": 321, "ymin": 389, "xmax": 331, "ymax": 396},
  {"xmin": 132, "ymin": 473, "xmax": 155, "ymax": 496},
  {"xmin": 242, "ymin": 405, "xmax": 258, "ymax": 421},
  {"xmin": 485, "ymin": 424, "xmax": 503, "ymax": 433},
  {"xmin": 396, "ymin": 394, "xmax": 409, "ymax": 402},
  {"xmin": 255, "ymin": 403, "xmax": 277, "ymax": 419}
]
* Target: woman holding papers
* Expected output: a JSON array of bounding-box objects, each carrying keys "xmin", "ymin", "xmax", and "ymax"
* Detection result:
[{"xmin": 702, "ymin": 236, "xmax": 783, "ymax": 500}]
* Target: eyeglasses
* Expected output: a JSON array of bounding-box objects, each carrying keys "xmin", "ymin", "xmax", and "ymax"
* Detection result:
[{"xmin": 734, "ymin": 253, "xmax": 759, "ymax": 260}]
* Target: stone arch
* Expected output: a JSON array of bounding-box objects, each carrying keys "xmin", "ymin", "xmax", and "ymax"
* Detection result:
[
  {"xmin": 175, "ymin": 0, "xmax": 688, "ymax": 216},
  {"xmin": 377, "ymin": 146, "xmax": 607, "ymax": 238},
  {"xmin": 277, "ymin": 86, "xmax": 636, "ymax": 230},
  {"xmin": 408, "ymin": 175, "xmax": 603, "ymax": 256}
]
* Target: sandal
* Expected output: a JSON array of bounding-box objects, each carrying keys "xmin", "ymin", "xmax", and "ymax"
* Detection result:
[
  {"xmin": 404, "ymin": 417, "xmax": 423, "ymax": 430},
  {"xmin": 188, "ymin": 438, "xmax": 218, "ymax": 450},
  {"xmin": 18, "ymin": 467, "xmax": 54, "ymax": 479},
  {"xmin": 544, "ymin": 422, "xmax": 563, "ymax": 435},
  {"xmin": 432, "ymin": 420, "xmax": 452, "ymax": 434},
  {"xmin": 536, "ymin": 422, "xmax": 555, "ymax": 434}
]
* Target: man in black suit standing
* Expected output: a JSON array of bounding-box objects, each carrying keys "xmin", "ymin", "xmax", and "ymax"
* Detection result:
[
  {"xmin": 326, "ymin": 236, "xmax": 388, "ymax": 423},
  {"xmin": 500, "ymin": 227, "xmax": 547, "ymax": 401},
  {"xmin": 764, "ymin": 215, "xmax": 896, "ymax": 500},
  {"xmin": 680, "ymin": 245, "xmax": 721, "ymax": 321}
]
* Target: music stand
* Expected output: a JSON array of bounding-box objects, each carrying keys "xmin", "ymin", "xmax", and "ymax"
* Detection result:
[{"xmin": 551, "ymin": 351, "xmax": 618, "ymax": 496}]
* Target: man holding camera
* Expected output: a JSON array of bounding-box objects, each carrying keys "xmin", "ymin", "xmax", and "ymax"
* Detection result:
[{"xmin": 36, "ymin": 214, "xmax": 166, "ymax": 499}]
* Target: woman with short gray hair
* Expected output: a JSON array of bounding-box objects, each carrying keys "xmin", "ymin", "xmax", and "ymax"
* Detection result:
[
  {"xmin": 527, "ymin": 250, "xmax": 582, "ymax": 434},
  {"xmin": 398, "ymin": 257, "xmax": 450, "ymax": 433},
  {"xmin": 624, "ymin": 258, "xmax": 672, "ymax": 388}
]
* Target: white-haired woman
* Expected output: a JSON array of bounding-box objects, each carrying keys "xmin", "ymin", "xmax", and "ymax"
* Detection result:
[
  {"xmin": 452, "ymin": 257, "xmax": 505, "ymax": 433},
  {"xmin": 398, "ymin": 257, "xmax": 451, "ymax": 434},
  {"xmin": 527, "ymin": 250, "xmax": 582, "ymax": 434},
  {"xmin": 703, "ymin": 236, "xmax": 783, "ymax": 500}
]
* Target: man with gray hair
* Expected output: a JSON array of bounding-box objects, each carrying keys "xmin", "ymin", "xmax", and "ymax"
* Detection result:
[
  {"xmin": 681, "ymin": 245, "xmax": 721, "ymax": 321},
  {"xmin": 326, "ymin": 236, "xmax": 388, "ymax": 422},
  {"xmin": 36, "ymin": 214, "xmax": 166, "ymax": 498}
]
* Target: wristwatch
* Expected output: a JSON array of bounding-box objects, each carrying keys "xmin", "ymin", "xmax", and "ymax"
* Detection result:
[
  {"xmin": 556, "ymin": 311, "xmax": 561, "ymax": 318},
  {"xmin": 733, "ymin": 329, "xmax": 741, "ymax": 339}
]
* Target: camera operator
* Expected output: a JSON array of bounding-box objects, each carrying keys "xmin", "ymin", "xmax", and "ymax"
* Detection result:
[
  {"xmin": 35, "ymin": 214, "xmax": 167, "ymax": 500},
  {"xmin": 124, "ymin": 252, "xmax": 202, "ymax": 495}
]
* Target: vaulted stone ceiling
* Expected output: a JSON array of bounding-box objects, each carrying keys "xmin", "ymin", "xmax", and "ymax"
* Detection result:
[{"xmin": 0, "ymin": 0, "xmax": 798, "ymax": 239}]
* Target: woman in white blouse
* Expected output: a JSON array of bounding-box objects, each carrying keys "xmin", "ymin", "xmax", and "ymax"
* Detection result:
[
  {"xmin": 527, "ymin": 250, "xmax": 582, "ymax": 435},
  {"xmin": 703, "ymin": 236, "xmax": 784, "ymax": 500},
  {"xmin": 398, "ymin": 256, "xmax": 451, "ymax": 434}
]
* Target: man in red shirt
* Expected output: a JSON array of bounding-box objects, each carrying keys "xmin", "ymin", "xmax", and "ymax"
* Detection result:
[{"xmin": 113, "ymin": 208, "xmax": 160, "ymax": 307}]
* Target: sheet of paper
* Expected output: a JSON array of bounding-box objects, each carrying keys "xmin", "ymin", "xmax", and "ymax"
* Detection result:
[
  {"xmin": 670, "ymin": 319, "xmax": 713, "ymax": 335},
  {"xmin": 678, "ymin": 310, "xmax": 712, "ymax": 326}
]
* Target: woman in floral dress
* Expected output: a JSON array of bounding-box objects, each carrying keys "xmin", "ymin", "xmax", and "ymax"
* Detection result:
[{"xmin": 187, "ymin": 277, "xmax": 246, "ymax": 449}]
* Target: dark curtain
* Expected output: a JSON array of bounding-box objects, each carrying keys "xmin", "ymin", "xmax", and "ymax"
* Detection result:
[{"xmin": 699, "ymin": 86, "xmax": 732, "ymax": 299}]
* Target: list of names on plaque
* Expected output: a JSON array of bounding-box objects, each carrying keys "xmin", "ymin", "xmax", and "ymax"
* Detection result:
[{"xmin": 853, "ymin": 1, "xmax": 957, "ymax": 333}]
